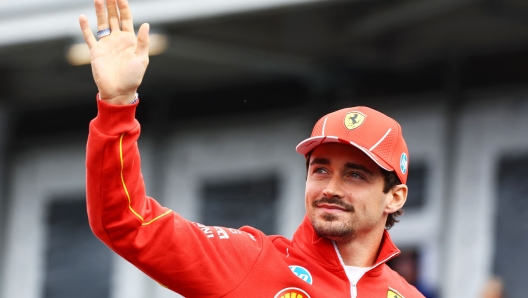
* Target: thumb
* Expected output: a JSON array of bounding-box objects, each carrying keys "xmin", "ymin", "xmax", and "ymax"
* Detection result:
[{"xmin": 137, "ymin": 23, "xmax": 150, "ymax": 63}]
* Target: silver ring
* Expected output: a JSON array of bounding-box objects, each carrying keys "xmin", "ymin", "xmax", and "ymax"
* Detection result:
[{"xmin": 97, "ymin": 28, "xmax": 111, "ymax": 39}]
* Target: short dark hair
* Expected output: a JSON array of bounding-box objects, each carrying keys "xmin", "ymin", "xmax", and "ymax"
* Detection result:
[
  {"xmin": 305, "ymin": 152, "xmax": 403, "ymax": 230},
  {"xmin": 380, "ymin": 169, "xmax": 403, "ymax": 229}
]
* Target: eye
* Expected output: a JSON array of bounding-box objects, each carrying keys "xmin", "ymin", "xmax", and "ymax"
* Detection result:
[
  {"xmin": 313, "ymin": 167, "xmax": 328, "ymax": 174},
  {"xmin": 347, "ymin": 172, "xmax": 365, "ymax": 180}
]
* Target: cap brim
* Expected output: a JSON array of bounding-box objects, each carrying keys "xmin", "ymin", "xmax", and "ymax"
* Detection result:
[{"xmin": 296, "ymin": 136, "xmax": 392, "ymax": 172}]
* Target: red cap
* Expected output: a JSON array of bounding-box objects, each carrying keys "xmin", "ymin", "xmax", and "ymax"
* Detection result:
[{"xmin": 296, "ymin": 106, "xmax": 409, "ymax": 184}]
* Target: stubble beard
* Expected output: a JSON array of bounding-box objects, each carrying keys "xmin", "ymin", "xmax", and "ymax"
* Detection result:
[{"xmin": 310, "ymin": 197, "xmax": 357, "ymax": 243}]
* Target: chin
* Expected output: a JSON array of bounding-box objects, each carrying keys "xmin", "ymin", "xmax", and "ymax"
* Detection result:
[{"xmin": 310, "ymin": 213, "xmax": 356, "ymax": 243}]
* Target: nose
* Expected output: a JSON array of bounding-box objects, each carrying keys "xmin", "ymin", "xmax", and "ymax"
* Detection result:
[{"xmin": 323, "ymin": 175, "xmax": 345, "ymax": 199}]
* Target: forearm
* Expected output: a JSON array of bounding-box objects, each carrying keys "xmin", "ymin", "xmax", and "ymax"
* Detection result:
[{"xmin": 86, "ymin": 97, "xmax": 171, "ymax": 251}]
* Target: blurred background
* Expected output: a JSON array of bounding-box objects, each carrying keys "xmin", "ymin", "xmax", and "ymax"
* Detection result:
[{"xmin": 2, "ymin": 0, "xmax": 528, "ymax": 297}]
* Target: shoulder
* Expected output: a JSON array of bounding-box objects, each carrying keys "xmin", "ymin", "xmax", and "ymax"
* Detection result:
[
  {"xmin": 268, "ymin": 234, "xmax": 291, "ymax": 244},
  {"xmin": 238, "ymin": 226, "xmax": 293, "ymax": 245}
]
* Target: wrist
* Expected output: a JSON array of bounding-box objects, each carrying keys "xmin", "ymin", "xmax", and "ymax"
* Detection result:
[{"xmin": 98, "ymin": 93, "xmax": 138, "ymax": 105}]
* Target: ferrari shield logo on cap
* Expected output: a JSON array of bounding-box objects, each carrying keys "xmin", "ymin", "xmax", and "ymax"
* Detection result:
[
  {"xmin": 344, "ymin": 112, "xmax": 366, "ymax": 130},
  {"xmin": 387, "ymin": 287, "xmax": 404, "ymax": 298}
]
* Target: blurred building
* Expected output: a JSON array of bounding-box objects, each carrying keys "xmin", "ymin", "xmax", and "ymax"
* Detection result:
[{"xmin": 2, "ymin": 0, "xmax": 528, "ymax": 297}]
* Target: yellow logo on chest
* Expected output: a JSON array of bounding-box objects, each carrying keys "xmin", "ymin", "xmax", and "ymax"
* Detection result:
[{"xmin": 387, "ymin": 287, "xmax": 404, "ymax": 298}]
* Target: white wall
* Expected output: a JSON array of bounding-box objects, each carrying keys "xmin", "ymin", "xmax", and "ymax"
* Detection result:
[
  {"xmin": 444, "ymin": 91, "xmax": 528, "ymax": 297},
  {"xmin": 0, "ymin": 140, "xmax": 160, "ymax": 298},
  {"xmin": 2, "ymin": 144, "xmax": 87, "ymax": 298}
]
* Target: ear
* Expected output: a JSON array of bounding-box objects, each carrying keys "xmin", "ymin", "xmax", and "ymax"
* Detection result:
[{"xmin": 385, "ymin": 184, "xmax": 408, "ymax": 214}]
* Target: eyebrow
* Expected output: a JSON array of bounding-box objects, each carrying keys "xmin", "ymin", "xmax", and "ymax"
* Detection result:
[
  {"xmin": 310, "ymin": 158, "xmax": 374, "ymax": 176},
  {"xmin": 344, "ymin": 162, "xmax": 374, "ymax": 176},
  {"xmin": 310, "ymin": 158, "xmax": 330, "ymax": 166}
]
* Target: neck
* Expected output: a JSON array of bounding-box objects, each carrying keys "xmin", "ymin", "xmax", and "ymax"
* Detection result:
[{"xmin": 335, "ymin": 227, "xmax": 385, "ymax": 267}]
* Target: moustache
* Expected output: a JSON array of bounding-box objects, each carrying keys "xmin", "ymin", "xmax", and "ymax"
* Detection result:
[{"xmin": 312, "ymin": 197, "xmax": 354, "ymax": 212}]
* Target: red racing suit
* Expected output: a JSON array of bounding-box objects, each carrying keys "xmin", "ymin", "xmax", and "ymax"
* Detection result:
[{"xmin": 86, "ymin": 98, "xmax": 424, "ymax": 298}]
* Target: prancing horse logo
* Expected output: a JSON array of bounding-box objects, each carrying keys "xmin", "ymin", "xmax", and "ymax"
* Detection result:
[{"xmin": 344, "ymin": 112, "xmax": 366, "ymax": 130}]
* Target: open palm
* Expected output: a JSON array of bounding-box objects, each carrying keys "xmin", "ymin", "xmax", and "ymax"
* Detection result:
[{"xmin": 79, "ymin": 0, "xmax": 149, "ymax": 105}]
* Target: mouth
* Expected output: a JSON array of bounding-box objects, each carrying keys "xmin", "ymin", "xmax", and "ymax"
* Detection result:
[
  {"xmin": 316, "ymin": 203, "xmax": 348, "ymax": 212},
  {"xmin": 312, "ymin": 197, "xmax": 354, "ymax": 213}
]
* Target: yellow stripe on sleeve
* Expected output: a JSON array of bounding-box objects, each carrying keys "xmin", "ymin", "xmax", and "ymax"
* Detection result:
[
  {"xmin": 120, "ymin": 133, "xmax": 145, "ymax": 222},
  {"xmin": 119, "ymin": 133, "xmax": 173, "ymax": 226},
  {"xmin": 142, "ymin": 209, "xmax": 173, "ymax": 226}
]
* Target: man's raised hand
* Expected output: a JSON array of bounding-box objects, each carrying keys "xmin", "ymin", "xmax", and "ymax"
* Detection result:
[{"xmin": 79, "ymin": 0, "xmax": 150, "ymax": 105}]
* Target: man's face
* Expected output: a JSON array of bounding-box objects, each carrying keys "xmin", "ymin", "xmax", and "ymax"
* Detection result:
[{"xmin": 305, "ymin": 142, "xmax": 392, "ymax": 243}]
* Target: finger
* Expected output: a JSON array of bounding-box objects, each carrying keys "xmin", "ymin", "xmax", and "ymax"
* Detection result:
[
  {"xmin": 106, "ymin": 0, "xmax": 121, "ymax": 31},
  {"xmin": 137, "ymin": 23, "xmax": 150, "ymax": 64},
  {"xmin": 94, "ymin": 0, "xmax": 109, "ymax": 30},
  {"xmin": 79, "ymin": 15, "xmax": 97, "ymax": 49},
  {"xmin": 116, "ymin": 0, "xmax": 134, "ymax": 32}
]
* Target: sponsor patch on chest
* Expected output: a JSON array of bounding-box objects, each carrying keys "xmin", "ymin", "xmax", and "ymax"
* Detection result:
[
  {"xmin": 288, "ymin": 265, "xmax": 313, "ymax": 285},
  {"xmin": 274, "ymin": 287, "xmax": 311, "ymax": 298}
]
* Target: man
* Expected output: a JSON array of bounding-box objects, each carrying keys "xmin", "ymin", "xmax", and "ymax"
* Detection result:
[{"xmin": 80, "ymin": 0, "xmax": 424, "ymax": 297}]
